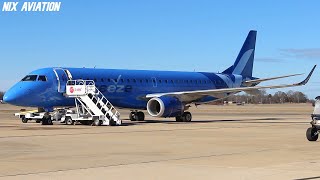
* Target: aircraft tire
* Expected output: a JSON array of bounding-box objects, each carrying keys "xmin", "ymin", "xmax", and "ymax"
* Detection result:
[
  {"xmin": 21, "ymin": 116, "xmax": 28, "ymax": 123},
  {"xmin": 129, "ymin": 112, "xmax": 136, "ymax": 121},
  {"xmin": 47, "ymin": 117, "xmax": 53, "ymax": 125},
  {"xmin": 183, "ymin": 112, "xmax": 192, "ymax": 122},
  {"xmin": 135, "ymin": 111, "xmax": 145, "ymax": 121},
  {"xmin": 306, "ymin": 127, "xmax": 318, "ymax": 141}
]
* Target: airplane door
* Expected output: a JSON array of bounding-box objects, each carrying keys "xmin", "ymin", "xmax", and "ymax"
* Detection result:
[
  {"xmin": 53, "ymin": 68, "xmax": 72, "ymax": 93},
  {"xmin": 151, "ymin": 77, "xmax": 157, "ymax": 87}
]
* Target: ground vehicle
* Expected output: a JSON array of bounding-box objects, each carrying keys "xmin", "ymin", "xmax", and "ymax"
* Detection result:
[
  {"xmin": 306, "ymin": 96, "xmax": 320, "ymax": 141},
  {"xmin": 14, "ymin": 108, "xmax": 67, "ymax": 125}
]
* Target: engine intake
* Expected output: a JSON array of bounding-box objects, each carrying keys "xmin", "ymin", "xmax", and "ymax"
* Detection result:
[{"xmin": 147, "ymin": 96, "xmax": 184, "ymax": 117}]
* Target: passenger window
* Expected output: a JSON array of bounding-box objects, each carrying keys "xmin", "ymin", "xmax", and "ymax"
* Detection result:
[
  {"xmin": 146, "ymin": 79, "xmax": 149, "ymax": 83},
  {"xmin": 159, "ymin": 80, "xmax": 162, "ymax": 83},
  {"xmin": 38, "ymin": 75, "xmax": 47, "ymax": 81},
  {"xmin": 140, "ymin": 80, "xmax": 143, "ymax": 83},
  {"xmin": 22, "ymin": 75, "xmax": 38, "ymax": 81},
  {"xmin": 121, "ymin": 79, "xmax": 124, "ymax": 83},
  {"xmin": 165, "ymin": 80, "xmax": 168, "ymax": 83},
  {"xmin": 101, "ymin": 78, "xmax": 104, "ymax": 82},
  {"xmin": 133, "ymin": 79, "xmax": 136, "ymax": 83},
  {"xmin": 127, "ymin": 79, "xmax": 130, "ymax": 83}
]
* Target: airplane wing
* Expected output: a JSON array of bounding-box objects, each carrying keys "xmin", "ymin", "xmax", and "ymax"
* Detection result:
[
  {"xmin": 243, "ymin": 73, "xmax": 304, "ymax": 86},
  {"xmin": 146, "ymin": 65, "xmax": 316, "ymax": 103}
]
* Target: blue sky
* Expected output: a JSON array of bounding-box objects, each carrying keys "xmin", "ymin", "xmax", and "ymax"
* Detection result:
[{"xmin": 0, "ymin": 0, "xmax": 319, "ymax": 98}]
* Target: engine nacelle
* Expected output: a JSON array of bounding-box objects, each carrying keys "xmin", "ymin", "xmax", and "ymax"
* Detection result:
[{"xmin": 147, "ymin": 96, "xmax": 184, "ymax": 117}]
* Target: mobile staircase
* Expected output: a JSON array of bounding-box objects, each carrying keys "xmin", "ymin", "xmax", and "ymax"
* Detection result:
[{"xmin": 64, "ymin": 80, "xmax": 121, "ymax": 126}]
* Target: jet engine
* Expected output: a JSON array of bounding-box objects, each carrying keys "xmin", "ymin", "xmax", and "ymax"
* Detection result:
[{"xmin": 147, "ymin": 96, "xmax": 184, "ymax": 117}]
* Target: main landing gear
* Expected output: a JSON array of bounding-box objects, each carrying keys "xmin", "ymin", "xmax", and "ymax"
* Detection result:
[
  {"xmin": 130, "ymin": 111, "xmax": 145, "ymax": 121},
  {"xmin": 175, "ymin": 112, "xmax": 192, "ymax": 122},
  {"xmin": 41, "ymin": 112, "xmax": 53, "ymax": 125}
]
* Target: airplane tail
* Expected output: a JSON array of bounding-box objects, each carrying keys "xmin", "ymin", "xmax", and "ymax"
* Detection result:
[{"xmin": 222, "ymin": 30, "xmax": 257, "ymax": 77}]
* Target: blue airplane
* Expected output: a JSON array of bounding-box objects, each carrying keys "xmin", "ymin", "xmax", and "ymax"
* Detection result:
[{"xmin": 3, "ymin": 30, "xmax": 316, "ymax": 122}]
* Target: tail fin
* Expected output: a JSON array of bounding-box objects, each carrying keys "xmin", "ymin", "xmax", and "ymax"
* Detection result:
[{"xmin": 223, "ymin": 30, "xmax": 257, "ymax": 77}]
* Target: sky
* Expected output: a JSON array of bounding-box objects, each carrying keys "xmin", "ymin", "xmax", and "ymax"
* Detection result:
[{"xmin": 0, "ymin": 0, "xmax": 319, "ymax": 98}]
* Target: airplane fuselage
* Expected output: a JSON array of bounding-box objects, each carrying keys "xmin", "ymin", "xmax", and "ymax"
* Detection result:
[{"xmin": 4, "ymin": 67, "xmax": 245, "ymax": 110}]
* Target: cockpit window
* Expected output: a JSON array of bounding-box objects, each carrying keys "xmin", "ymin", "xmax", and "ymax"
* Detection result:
[
  {"xmin": 38, "ymin": 75, "xmax": 47, "ymax": 81},
  {"xmin": 21, "ymin": 75, "xmax": 38, "ymax": 81}
]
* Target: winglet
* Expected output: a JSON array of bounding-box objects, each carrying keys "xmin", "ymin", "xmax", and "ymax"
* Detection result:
[{"xmin": 295, "ymin": 65, "xmax": 316, "ymax": 86}]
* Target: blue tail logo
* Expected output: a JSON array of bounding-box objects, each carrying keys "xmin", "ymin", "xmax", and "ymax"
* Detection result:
[{"xmin": 223, "ymin": 30, "xmax": 257, "ymax": 77}]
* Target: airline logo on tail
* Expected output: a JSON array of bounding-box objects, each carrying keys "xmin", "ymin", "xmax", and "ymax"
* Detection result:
[{"xmin": 232, "ymin": 49, "xmax": 254, "ymax": 75}]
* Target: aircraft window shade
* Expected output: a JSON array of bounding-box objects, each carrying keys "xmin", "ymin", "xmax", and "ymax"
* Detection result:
[
  {"xmin": 38, "ymin": 75, "xmax": 47, "ymax": 81},
  {"xmin": 22, "ymin": 75, "xmax": 38, "ymax": 81}
]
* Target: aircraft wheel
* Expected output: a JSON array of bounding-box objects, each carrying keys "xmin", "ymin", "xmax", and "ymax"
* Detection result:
[
  {"xmin": 306, "ymin": 127, "xmax": 318, "ymax": 141},
  {"xmin": 135, "ymin": 111, "xmax": 145, "ymax": 121},
  {"xmin": 21, "ymin": 116, "xmax": 28, "ymax": 123},
  {"xmin": 42, "ymin": 114, "xmax": 52, "ymax": 125},
  {"xmin": 129, "ymin": 112, "xmax": 136, "ymax": 121},
  {"xmin": 183, "ymin": 112, "xmax": 192, "ymax": 122},
  {"xmin": 65, "ymin": 117, "xmax": 74, "ymax": 125}
]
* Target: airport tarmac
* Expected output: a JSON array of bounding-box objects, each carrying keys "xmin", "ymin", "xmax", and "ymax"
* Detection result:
[{"xmin": 0, "ymin": 103, "xmax": 319, "ymax": 180}]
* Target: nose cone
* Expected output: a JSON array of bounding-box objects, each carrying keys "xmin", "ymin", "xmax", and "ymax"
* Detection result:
[
  {"xmin": 3, "ymin": 82, "xmax": 34, "ymax": 106},
  {"xmin": 3, "ymin": 86, "xmax": 24, "ymax": 104},
  {"xmin": 3, "ymin": 91, "xmax": 13, "ymax": 103}
]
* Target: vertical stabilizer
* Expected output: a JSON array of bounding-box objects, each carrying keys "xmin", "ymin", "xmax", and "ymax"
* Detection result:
[{"xmin": 223, "ymin": 30, "xmax": 257, "ymax": 77}]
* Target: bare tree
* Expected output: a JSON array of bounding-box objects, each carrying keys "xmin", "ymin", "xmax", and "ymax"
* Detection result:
[{"xmin": 228, "ymin": 90, "xmax": 310, "ymax": 104}]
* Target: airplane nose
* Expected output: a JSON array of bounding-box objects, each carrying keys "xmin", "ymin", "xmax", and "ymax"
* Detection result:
[
  {"xmin": 3, "ymin": 91, "xmax": 16, "ymax": 104},
  {"xmin": 3, "ymin": 85, "xmax": 30, "ymax": 105}
]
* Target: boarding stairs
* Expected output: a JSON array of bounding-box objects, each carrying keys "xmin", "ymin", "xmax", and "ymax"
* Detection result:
[{"xmin": 65, "ymin": 80, "xmax": 121, "ymax": 126}]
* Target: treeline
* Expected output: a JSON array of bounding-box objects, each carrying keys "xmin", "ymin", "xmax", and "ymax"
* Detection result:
[{"xmin": 226, "ymin": 90, "xmax": 311, "ymax": 104}]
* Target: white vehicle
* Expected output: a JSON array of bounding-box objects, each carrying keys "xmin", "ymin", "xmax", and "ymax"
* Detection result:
[
  {"xmin": 14, "ymin": 108, "xmax": 68, "ymax": 125},
  {"xmin": 306, "ymin": 96, "xmax": 320, "ymax": 141}
]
